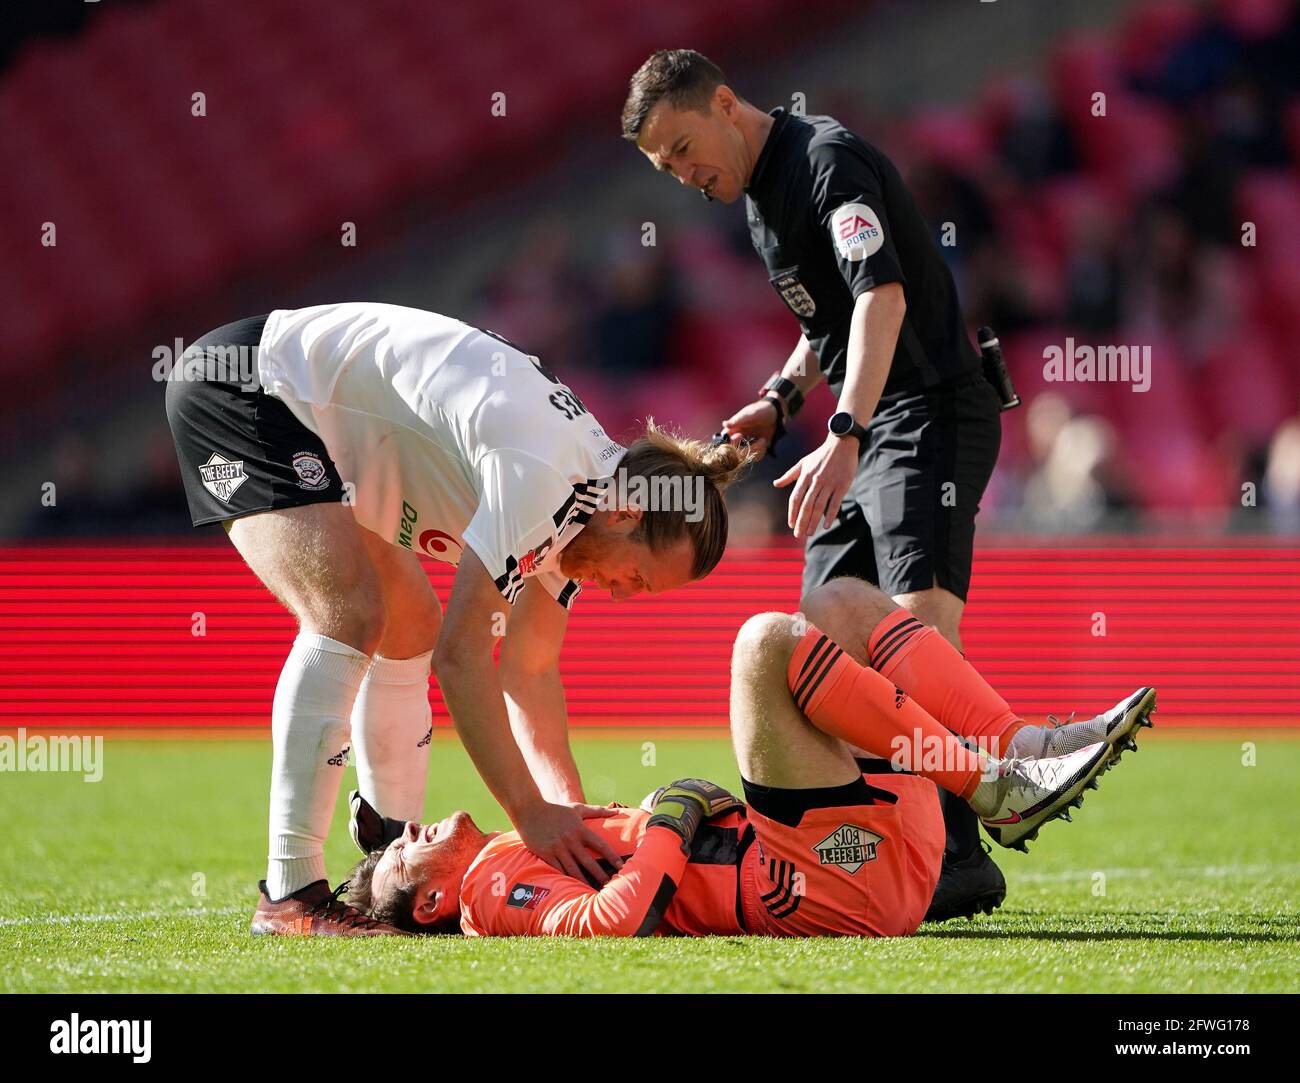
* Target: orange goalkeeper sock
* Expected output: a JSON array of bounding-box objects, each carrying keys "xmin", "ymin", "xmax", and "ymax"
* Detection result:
[
  {"xmin": 866, "ymin": 610, "xmax": 1024, "ymax": 755},
  {"xmin": 788, "ymin": 627, "xmax": 985, "ymax": 799}
]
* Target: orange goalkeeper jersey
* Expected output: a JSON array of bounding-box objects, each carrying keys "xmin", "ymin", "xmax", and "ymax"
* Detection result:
[
  {"xmin": 458, "ymin": 770, "xmax": 945, "ymax": 938},
  {"xmin": 458, "ymin": 806, "xmax": 747, "ymax": 938}
]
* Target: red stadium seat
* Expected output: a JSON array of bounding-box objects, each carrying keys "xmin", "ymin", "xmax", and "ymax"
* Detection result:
[{"xmin": 1120, "ymin": 1, "xmax": 1205, "ymax": 73}]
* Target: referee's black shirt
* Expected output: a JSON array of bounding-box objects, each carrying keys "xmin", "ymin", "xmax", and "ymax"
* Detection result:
[{"xmin": 745, "ymin": 108, "xmax": 980, "ymax": 401}]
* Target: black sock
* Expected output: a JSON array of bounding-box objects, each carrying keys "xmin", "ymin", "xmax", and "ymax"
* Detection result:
[{"xmin": 938, "ymin": 787, "xmax": 982, "ymax": 860}]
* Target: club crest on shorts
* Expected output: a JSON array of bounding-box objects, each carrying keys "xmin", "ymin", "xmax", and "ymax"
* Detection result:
[
  {"xmin": 812, "ymin": 824, "xmax": 882, "ymax": 874},
  {"xmin": 506, "ymin": 883, "xmax": 550, "ymax": 910},
  {"xmin": 292, "ymin": 451, "xmax": 329, "ymax": 491},
  {"xmin": 774, "ymin": 272, "xmax": 816, "ymax": 318},
  {"xmin": 198, "ymin": 452, "xmax": 247, "ymax": 503}
]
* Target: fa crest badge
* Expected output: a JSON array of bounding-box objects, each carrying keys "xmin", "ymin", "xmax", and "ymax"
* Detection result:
[{"xmin": 774, "ymin": 272, "xmax": 816, "ymax": 318}]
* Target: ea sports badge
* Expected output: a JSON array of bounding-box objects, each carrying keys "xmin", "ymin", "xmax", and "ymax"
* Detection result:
[{"xmin": 830, "ymin": 202, "xmax": 884, "ymax": 262}]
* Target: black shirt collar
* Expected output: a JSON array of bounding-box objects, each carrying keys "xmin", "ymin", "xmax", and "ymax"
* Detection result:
[{"xmin": 746, "ymin": 107, "xmax": 792, "ymax": 199}]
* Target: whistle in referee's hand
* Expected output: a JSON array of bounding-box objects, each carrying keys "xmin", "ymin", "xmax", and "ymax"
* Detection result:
[{"xmin": 978, "ymin": 327, "xmax": 1021, "ymax": 411}]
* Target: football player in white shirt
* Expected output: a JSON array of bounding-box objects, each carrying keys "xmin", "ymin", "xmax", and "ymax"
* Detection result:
[{"xmin": 166, "ymin": 303, "xmax": 751, "ymax": 935}]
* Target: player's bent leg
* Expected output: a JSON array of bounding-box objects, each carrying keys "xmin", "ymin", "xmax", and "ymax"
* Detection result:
[
  {"xmin": 803, "ymin": 578, "xmax": 1005, "ymax": 918},
  {"xmin": 351, "ymin": 528, "xmax": 441, "ymax": 829},
  {"xmin": 891, "ymin": 582, "xmax": 965, "ymax": 651},
  {"xmin": 226, "ymin": 502, "xmax": 386, "ymax": 653},
  {"xmin": 799, "ymin": 577, "xmax": 1021, "ymax": 755},
  {"xmin": 225, "ymin": 504, "xmax": 402, "ymax": 934},
  {"xmin": 729, "ymin": 612, "xmax": 862, "ymax": 791},
  {"xmin": 798, "ymin": 576, "xmax": 897, "ymax": 665},
  {"xmin": 730, "ymin": 612, "xmax": 942, "ymax": 938},
  {"xmin": 866, "ymin": 584, "xmax": 1131, "ymax": 854},
  {"xmin": 793, "ymin": 578, "xmax": 995, "ymax": 919},
  {"xmin": 778, "ymin": 614, "xmax": 1129, "ymax": 853}
]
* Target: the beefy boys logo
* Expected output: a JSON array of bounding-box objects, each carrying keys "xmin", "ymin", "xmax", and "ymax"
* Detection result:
[
  {"xmin": 812, "ymin": 823, "xmax": 882, "ymax": 874},
  {"xmin": 830, "ymin": 202, "xmax": 884, "ymax": 262},
  {"xmin": 198, "ymin": 452, "xmax": 247, "ymax": 503}
]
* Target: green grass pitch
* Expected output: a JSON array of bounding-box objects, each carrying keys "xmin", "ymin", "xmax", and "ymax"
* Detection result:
[{"xmin": 2, "ymin": 729, "xmax": 1296, "ymax": 993}]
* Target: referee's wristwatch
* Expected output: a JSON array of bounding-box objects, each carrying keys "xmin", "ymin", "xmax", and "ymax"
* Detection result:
[{"xmin": 827, "ymin": 410, "xmax": 869, "ymax": 444}]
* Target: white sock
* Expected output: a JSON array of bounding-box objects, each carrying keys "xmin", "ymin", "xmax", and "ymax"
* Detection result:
[
  {"xmin": 1005, "ymin": 725, "xmax": 1049, "ymax": 759},
  {"xmin": 967, "ymin": 758, "xmax": 1005, "ymax": 817},
  {"xmin": 351, "ymin": 649, "xmax": 434, "ymax": 822},
  {"xmin": 266, "ymin": 633, "xmax": 370, "ymax": 901}
]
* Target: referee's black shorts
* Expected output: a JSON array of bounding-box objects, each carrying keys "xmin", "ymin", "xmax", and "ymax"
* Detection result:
[
  {"xmin": 803, "ymin": 368, "xmax": 1001, "ymax": 603},
  {"xmin": 164, "ymin": 314, "xmax": 346, "ymax": 528}
]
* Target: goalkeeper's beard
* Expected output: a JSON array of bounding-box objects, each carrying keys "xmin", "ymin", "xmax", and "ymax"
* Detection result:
[{"xmin": 403, "ymin": 814, "xmax": 494, "ymax": 891}]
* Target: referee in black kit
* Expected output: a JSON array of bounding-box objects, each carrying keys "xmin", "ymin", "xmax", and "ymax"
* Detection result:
[{"xmin": 622, "ymin": 50, "xmax": 1010, "ymax": 921}]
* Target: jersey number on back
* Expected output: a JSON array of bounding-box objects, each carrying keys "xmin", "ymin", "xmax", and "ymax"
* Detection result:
[{"xmin": 483, "ymin": 328, "xmax": 589, "ymax": 421}]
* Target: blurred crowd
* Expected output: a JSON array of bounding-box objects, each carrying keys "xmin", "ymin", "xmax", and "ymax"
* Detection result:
[
  {"xmin": 468, "ymin": 0, "xmax": 1300, "ymax": 539},
  {"xmin": 17, "ymin": 0, "xmax": 1300, "ymax": 539}
]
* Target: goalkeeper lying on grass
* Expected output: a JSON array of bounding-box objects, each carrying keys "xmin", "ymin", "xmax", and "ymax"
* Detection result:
[{"xmin": 342, "ymin": 577, "xmax": 1155, "ymax": 938}]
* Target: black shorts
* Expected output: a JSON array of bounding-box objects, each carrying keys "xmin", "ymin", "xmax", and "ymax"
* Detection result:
[
  {"xmin": 803, "ymin": 368, "xmax": 1001, "ymax": 602},
  {"xmin": 164, "ymin": 315, "xmax": 346, "ymax": 528}
]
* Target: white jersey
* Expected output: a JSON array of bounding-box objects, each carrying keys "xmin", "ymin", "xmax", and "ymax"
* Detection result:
[{"xmin": 255, "ymin": 303, "xmax": 625, "ymax": 608}]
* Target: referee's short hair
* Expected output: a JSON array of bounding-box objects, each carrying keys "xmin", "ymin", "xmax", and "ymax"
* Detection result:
[{"xmin": 621, "ymin": 49, "xmax": 729, "ymax": 141}]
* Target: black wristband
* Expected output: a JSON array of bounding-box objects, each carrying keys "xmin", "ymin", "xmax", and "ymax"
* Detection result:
[
  {"xmin": 762, "ymin": 395, "xmax": 787, "ymax": 457},
  {"xmin": 760, "ymin": 374, "xmax": 804, "ymax": 419}
]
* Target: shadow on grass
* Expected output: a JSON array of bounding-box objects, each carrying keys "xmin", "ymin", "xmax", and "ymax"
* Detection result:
[
  {"xmin": 917, "ymin": 911, "xmax": 1300, "ymax": 942},
  {"xmin": 919, "ymin": 929, "xmax": 1296, "ymax": 942}
]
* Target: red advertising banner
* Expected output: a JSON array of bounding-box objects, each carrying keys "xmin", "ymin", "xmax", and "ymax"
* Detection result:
[{"xmin": 1, "ymin": 539, "xmax": 1296, "ymax": 728}]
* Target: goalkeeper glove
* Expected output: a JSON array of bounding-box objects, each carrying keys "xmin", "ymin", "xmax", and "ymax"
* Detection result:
[{"xmin": 645, "ymin": 778, "xmax": 743, "ymax": 853}]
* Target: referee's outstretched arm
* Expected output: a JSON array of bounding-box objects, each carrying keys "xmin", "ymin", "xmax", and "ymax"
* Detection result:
[
  {"xmin": 721, "ymin": 336, "xmax": 822, "ymax": 461},
  {"xmin": 775, "ymin": 284, "xmax": 905, "ymax": 539}
]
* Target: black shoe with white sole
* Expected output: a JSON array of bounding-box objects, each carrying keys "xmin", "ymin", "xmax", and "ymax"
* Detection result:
[{"xmin": 924, "ymin": 841, "xmax": 1006, "ymax": 923}]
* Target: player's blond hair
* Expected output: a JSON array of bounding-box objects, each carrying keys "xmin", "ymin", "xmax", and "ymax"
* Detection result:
[{"xmin": 619, "ymin": 418, "xmax": 754, "ymax": 580}]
